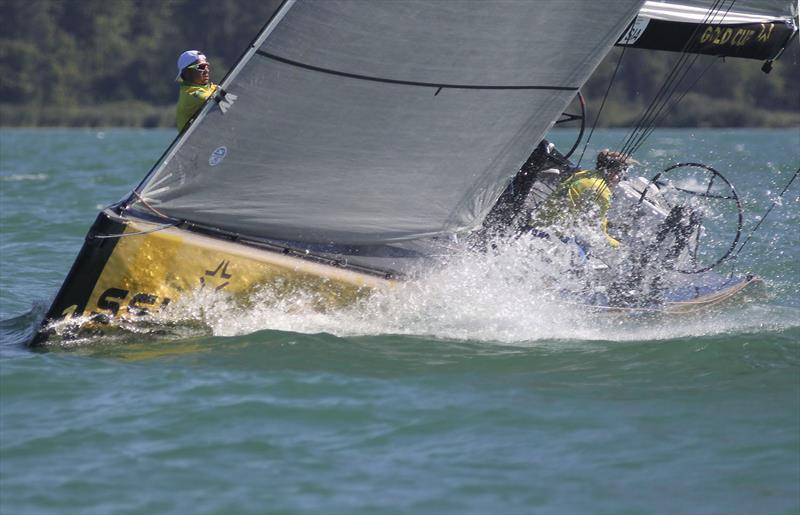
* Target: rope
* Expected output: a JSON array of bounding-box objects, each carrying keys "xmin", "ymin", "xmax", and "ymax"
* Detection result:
[
  {"xmin": 130, "ymin": 190, "xmax": 170, "ymax": 219},
  {"xmin": 577, "ymin": 45, "xmax": 628, "ymax": 168},
  {"xmin": 626, "ymin": 56, "xmax": 720, "ymax": 156},
  {"xmin": 91, "ymin": 191, "xmax": 179, "ymax": 240},
  {"xmin": 620, "ymin": 0, "xmax": 730, "ymax": 155},
  {"xmin": 91, "ymin": 220, "xmax": 180, "ymax": 240},
  {"xmin": 620, "ymin": 0, "xmax": 729, "ymax": 154},
  {"xmin": 619, "ymin": 0, "xmax": 735, "ymax": 157},
  {"xmin": 729, "ymin": 166, "xmax": 799, "ymax": 266}
]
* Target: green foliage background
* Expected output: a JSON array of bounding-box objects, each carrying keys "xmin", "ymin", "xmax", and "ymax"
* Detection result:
[{"xmin": 0, "ymin": 0, "xmax": 797, "ymax": 127}]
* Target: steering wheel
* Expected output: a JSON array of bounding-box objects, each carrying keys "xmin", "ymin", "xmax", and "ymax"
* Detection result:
[
  {"xmin": 636, "ymin": 162, "xmax": 743, "ymax": 274},
  {"xmin": 554, "ymin": 91, "xmax": 586, "ymax": 160}
]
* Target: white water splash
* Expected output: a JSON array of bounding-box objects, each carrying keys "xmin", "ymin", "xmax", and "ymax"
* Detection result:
[
  {"xmin": 1, "ymin": 173, "xmax": 48, "ymax": 182},
  {"xmin": 143, "ymin": 233, "xmax": 795, "ymax": 345}
]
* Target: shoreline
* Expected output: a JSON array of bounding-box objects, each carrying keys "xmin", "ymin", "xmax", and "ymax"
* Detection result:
[{"xmin": 3, "ymin": 101, "xmax": 798, "ymax": 129}]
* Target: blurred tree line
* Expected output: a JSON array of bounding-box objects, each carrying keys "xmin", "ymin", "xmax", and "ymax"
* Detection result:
[
  {"xmin": 0, "ymin": 0, "xmax": 797, "ymax": 127},
  {"xmin": 585, "ymin": 44, "xmax": 800, "ymax": 127},
  {"xmin": 0, "ymin": 0, "xmax": 282, "ymax": 126}
]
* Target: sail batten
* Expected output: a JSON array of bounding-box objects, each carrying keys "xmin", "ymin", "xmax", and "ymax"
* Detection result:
[
  {"xmin": 255, "ymin": 51, "xmax": 581, "ymax": 91},
  {"xmin": 137, "ymin": 0, "xmax": 645, "ymax": 247}
]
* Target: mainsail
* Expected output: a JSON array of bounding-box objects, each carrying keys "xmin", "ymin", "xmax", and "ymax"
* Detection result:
[
  {"xmin": 617, "ymin": 0, "xmax": 798, "ymax": 59},
  {"xmin": 134, "ymin": 0, "xmax": 645, "ymax": 248}
]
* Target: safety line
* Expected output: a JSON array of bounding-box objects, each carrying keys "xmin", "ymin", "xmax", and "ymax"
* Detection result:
[
  {"xmin": 577, "ymin": 44, "xmax": 628, "ymax": 168},
  {"xmin": 91, "ymin": 221, "xmax": 180, "ymax": 240},
  {"xmin": 730, "ymin": 166, "xmax": 799, "ymax": 266}
]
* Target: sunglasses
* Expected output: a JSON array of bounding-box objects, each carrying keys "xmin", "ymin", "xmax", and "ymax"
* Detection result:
[{"xmin": 188, "ymin": 62, "xmax": 209, "ymax": 71}]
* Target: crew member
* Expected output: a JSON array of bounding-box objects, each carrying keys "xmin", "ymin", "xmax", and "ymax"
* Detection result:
[
  {"xmin": 530, "ymin": 149, "xmax": 637, "ymax": 248},
  {"xmin": 175, "ymin": 50, "xmax": 218, "ymax": 131}
]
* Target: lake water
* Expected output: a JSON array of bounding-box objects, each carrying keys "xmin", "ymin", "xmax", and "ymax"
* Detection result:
[{"xmin": 1, "ymin": 128, "xmax": 798, "ymax": 514}]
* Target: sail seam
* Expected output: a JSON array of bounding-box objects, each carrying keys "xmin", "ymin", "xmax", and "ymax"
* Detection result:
[{"xmin": 255, "ymin": 51, "xmax": 578, "ymax": 91}]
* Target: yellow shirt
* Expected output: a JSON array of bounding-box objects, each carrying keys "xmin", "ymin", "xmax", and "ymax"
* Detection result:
[
  {"xmin": 176, "ymin": 82, "xmax": 218, "ymax": 131},
  {"xmin": 532, "ymin": 169, "xmax": 620, "ymax": 247}
]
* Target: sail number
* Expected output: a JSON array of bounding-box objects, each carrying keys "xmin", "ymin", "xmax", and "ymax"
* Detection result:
[{"xmin": 95, "ymin": 287, "xmax": 171, "ymax": 316}]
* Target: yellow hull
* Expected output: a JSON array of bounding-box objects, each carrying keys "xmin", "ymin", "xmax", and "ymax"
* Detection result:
[
  {"xmin": 36, "ymin": 209, "xmax": 763, "ymax": 344},
  {"xmin": 36, "ymin": 210, "xmax": 393, "ymax": 342}
]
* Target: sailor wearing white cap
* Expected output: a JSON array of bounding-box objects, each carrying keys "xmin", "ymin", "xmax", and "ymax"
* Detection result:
[{"xmin": 175, "ymin": 50, "xmax": 218, "ymax": 131}]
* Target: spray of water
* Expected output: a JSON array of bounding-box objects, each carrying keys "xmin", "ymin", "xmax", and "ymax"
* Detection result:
[
  {"xmin": 38, "ymin": 163, "xmax": 798, "ymax": 348},
  {"xmin": 94, "ymin": 231, "xmax": 788, "ymax": 346}
]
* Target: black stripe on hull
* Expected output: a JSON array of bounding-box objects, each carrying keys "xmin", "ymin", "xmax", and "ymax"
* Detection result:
[{"xmin": 31, "ymin": 211, "xmax": 125, "ymax": 346}]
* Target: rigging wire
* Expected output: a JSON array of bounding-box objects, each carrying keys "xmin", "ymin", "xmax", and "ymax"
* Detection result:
[
  {"xmin": 728, "ymin": 166, "xmax": 799, "ymax": 269},
  {"xmin": 576, "ymin": 45, "xmax": 628, "ymax": 168},
  {"xmin": 618, "ymin": 0, "xmax": 736, "ymax": 157},
  {"xmin": 620, "ymin": 0, "xmax": 729, "ymax": 154},
  {"xmin": 627, "ymin": 56, "xmax": 720, "ymax": 155},
  {"xmin": 620, "ymin": 0, "xmax": 731, "ymax": 155},
  {"xmin": 622, "ymin": 50, "xmax": 720, "ymax": 156}
]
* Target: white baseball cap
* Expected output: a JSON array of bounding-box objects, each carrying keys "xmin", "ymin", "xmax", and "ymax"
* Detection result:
[{"xmin": 175, "ymin": 50, "xmax": 206, "ymax": 81}]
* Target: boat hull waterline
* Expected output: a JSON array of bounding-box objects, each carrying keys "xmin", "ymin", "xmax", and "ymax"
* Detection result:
[
  {"xmin": 35, "ymin": 209, "xmax": 394, "ymax": 344},
  {"xmin": 34, "ymin": 208, "xmax": 764, "ymax": 344}
]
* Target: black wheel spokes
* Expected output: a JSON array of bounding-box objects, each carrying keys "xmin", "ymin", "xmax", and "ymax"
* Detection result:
[{"xmin": 637, "ymin": 163, "xmax": 743, "ymax": 274}]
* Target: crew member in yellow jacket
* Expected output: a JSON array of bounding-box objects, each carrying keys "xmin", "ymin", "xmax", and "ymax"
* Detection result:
[
  {"xmin": 175, "ymin": 50, "xmax": 218, "ymax": 131},
  {"xmin": 531, "ymin": 150, "xmax": 637, "ymax": 249}
]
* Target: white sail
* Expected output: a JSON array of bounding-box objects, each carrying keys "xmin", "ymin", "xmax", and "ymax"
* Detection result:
[{"xmin": 136, "ymin": 0, "xmax": 644, "ymax": 246}]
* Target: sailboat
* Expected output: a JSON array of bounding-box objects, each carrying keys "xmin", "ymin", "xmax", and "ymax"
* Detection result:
[{"xmin": 34, "ymin": 0, "xmax": 798, "ymax": 343}]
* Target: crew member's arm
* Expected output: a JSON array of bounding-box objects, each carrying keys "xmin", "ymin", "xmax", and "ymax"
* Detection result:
[
  {"xmin": 567, "ymin": 178, "xmax": 620, "ymax": 248},
  {"xmin": 595, "ymin": 189, "xmax": 620, "ymax": 248}
]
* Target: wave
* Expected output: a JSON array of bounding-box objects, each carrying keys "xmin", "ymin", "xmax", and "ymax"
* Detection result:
[{"xmin": 1, "ymin": 173, "xmax": 49, "ymax": 182}]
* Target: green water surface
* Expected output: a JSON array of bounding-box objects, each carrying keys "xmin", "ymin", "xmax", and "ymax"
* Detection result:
[{"xmin": 1, "ymin": 128, "xmax": 798, "ymax": 515}]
